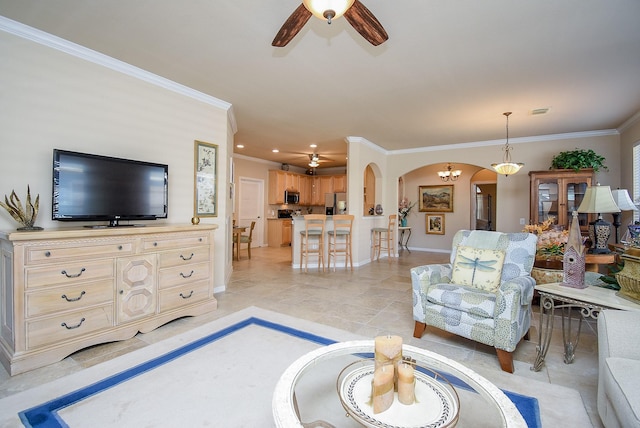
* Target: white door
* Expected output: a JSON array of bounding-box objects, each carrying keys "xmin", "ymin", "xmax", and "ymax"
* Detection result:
[{"xmin": 238, "ymin": 177, "xmax": 265, "ymax": 247}]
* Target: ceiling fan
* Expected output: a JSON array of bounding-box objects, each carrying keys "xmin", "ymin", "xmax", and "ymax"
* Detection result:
[{"xmin": 272, "ymin": 0, "xmax": 388, "ymax": 47}]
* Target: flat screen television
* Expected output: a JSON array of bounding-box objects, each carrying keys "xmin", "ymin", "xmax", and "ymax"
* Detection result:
[{"xmin": 52, "ymin": 149, "xmax": 168, "ymax": 227}]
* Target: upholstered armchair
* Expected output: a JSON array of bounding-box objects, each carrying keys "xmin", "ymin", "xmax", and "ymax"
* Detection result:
[{"xmin": 411, "ymin": 230, "xmax": 538, "ymax": 373}]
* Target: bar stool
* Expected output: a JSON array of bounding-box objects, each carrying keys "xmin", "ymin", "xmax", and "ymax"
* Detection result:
[
  {"xmin": 328, "ymin": 214, "xmax": 354, "ymax": 271},
  {"xmin": 371, "ymin": 214, "xmax": 397, "ymax": 260},
  {"xmin": 300, "ymin": 214, "xmax": 326, "ymax": 272}
]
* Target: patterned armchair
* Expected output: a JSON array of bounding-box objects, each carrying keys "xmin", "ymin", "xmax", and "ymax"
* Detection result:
[{"xmin": 411, "ymin": 230, "xmax": 538, "ymax": 373}]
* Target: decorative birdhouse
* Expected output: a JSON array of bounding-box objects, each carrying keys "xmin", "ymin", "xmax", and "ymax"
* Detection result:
[{"xmin": 561, "ymin": 211, "xmax": 587, "ymax": 289}]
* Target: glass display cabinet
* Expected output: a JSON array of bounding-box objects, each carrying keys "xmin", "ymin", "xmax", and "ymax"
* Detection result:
[{"xmin": 529, "ymin": 169, "xmax": 596, "ymax": 233}]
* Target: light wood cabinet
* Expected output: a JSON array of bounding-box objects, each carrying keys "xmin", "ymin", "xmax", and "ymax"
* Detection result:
[
  {"xmin": 269, "ymin": 170, "xmax": 347, "ymax": 206},
  {"xmin": 299, "ymin": 175, "xmax": 312, "ymax": 205},
  {"xmin": 529, "ymin": 169, "xmax": 595, "ymax": 232},
  {"xmin": 0, "ymin": 224, "xmax": 217, "ymax": 375},
  {"xmin": 311, "ymin": 176, "xmax": 334, "ymax": 206},
  {"xmin": 268, "ymin": 170, "xmax": 286, "ymax": 204},
  {"xmin": 333, "ymin": 174, "xmax": 347, "ymax": 193},
  {"xmin": 268, "ymin": 219, "xmax": 292, "ymax": 247}
]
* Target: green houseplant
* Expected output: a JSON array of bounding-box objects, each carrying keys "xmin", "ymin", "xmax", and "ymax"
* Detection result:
[{"xmin": 550, "ymin": 148, "xmax": 608, "ymax": 172}]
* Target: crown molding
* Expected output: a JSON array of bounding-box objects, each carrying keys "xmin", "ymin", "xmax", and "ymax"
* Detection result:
[
  {"xmin": 0, "ymin": 16, "xmax": 236, "ymax": 131},
  {"xmin": 619, "ymin": 110, "xmax": 640, "ymax": 134}
]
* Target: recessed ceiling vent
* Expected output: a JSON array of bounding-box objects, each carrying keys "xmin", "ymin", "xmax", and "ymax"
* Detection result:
[{"xmin": 531, "ymin": 108, "xmax": 550, "ymax": 116}]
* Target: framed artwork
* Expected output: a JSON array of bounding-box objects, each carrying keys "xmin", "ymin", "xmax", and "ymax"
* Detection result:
[
  {"xmin": 426, "ymin": 214, "xmax": 445, "ymax": 235},
  {"xmin": 194, "ymin": 140, "xmax": 218, "ymax": 217},
  {"xmin": 419, "ymin": 185, "xmax": 454, "ymax": 212}
]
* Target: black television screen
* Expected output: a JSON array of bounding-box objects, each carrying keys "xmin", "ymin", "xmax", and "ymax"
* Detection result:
[{"xmin": 53, "ymin": 149, "xmax": 168, "ymax": 226}]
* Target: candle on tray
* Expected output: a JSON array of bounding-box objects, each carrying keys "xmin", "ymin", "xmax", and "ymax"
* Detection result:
[
  {"xmin": 374, "ymin": 335, "xmax": 403, "ymax": 390},
  {"xmin": 372, "ymin": 363, "xmax": 394, "ymax": 414},
  {"xmin": 397, "ymin": 363, "xmax": 416, "ymax": 405},
  {"xmin": 374, "ymin": 335, "xmax": 403, "ymax": 369}
]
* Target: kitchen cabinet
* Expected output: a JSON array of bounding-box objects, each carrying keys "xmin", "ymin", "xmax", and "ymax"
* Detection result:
[
  {"xmin": 311, "ymin": 176, "xmax": 334, "ymax": 206},
  {"xmin": 333, "ymin": 174, "xmax": 347, "ymax": 193},
  {"xmin": 269, "ymin": 170, "xmax": 347, "ymax": 206},
  {"xmin": 299, "ymin": 175, "xmax": 312, "ymax": 205},
  {"xmin": 268, "ymin": 170, "xmax": 286, "ymax": 204},
  {"xmin": 529, "ymin": 169, "xmax": 595, "ymax": 233},
  {"xmin": 268, "ymin": 219, "xmax": 292, "ymax": 247},
  {"xmin": 0, "ymin": 224, "xmax": 217, "ymax": 375}
]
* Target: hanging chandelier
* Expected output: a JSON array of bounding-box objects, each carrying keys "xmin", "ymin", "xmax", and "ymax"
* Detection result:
[
  {"xmin": 437, "ymin": 163, "xmax": 462, "ymax": 182},
  {"xmin": 491, "ymin": 112, "xmax": 524, "ymax": 176}
]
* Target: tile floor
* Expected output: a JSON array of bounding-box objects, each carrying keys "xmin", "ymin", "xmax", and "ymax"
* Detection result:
[{"xmin": 0, "ymin": 246, "xmax": 602, "ymax": 427}]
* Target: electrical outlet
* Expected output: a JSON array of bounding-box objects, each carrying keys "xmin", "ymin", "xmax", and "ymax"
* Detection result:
[{"xmin": 519, "ymin": 218, "xmax": 526, "ymax": 225}]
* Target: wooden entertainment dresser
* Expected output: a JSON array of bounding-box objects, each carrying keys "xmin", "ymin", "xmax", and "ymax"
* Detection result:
[{"xmin": 0, "ymin": 224, "xmax": 218, "ymax": 375}]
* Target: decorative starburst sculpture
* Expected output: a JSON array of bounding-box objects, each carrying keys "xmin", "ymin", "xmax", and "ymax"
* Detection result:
[{"xmin": 0, "ymin": 186, "xmax": 42, "ymax": 230}]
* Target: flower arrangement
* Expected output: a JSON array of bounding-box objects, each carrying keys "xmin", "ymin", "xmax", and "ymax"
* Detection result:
[
  {"xmin": 523, "ymin": 216, "xmax": 569, "ymax": 256},
  {"xmin": 398, "ymin": 198, "xmax": 416, "ymax": 220}
]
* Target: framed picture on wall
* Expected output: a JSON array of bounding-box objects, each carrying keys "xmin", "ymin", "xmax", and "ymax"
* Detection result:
[
  {"xmin": 426, "ymin": 214, "xmax": 445, "ymax": 235},
  {"xmin": 194, "ymin": 140, "xmax": 218, "ymax": 217},
  {"xmin": 419, "ymin": 185, "xmax": 454, "ymax": 212}
]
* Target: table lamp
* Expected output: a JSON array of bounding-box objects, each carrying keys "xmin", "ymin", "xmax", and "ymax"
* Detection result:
[
  {"xmin": 577, "ymin": 184, "xmax": 620, "ymax": 254},
  {"xmin": 610, "ymin": 189, "xmax": 638, "ymax": 243}
]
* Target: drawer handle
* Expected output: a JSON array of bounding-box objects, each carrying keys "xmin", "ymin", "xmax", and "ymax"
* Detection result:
[
  {"xmin": 61, "ymin": 291, "xmax": 86, "ymax": 302},
  {"xmin": 199, "ymin": 238, "xmax": 203, "ymax": 242},
  {"xmin": 118, "ymin": 245, "xmax": 123, "ymax": 250},
  {"xmin": 45, "ymin": 251, "xmax": 51, "ymax": 257},
  {"xmin": 61, "ymin": 268, "xmax": 86, "ymax": 278},
  {"xmin": 180, "ymin": 270, "xmax": 194, "ymax": 278},
  {"xmin": 179, "ymin": 290, "xmax": 194, "ymax": 299},
  {"xmin": 180, "ymin": 253, "xmax": 195, "ymax": 261},
  {"xmin": 61, "ymin": 318, "xmax": 86, "ymax": 330},
  {"xmin": 153, "ymin": 242, "xmax": 158, "ymax": 247}
]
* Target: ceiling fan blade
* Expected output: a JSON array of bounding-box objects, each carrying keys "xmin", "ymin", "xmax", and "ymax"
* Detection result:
[
  {"xmin": 344, "ymin": 0, "xmax": 388, "ymax": 46},
  {"xmin": 272, "ymin": 4, "xmax": 312, "ymax": 47}
]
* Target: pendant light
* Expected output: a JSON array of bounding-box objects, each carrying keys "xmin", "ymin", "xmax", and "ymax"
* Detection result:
[
  {"xmin": 437, "ymin": 163, "xmax": 462, "ymax": 182},
  {"xmin": 491, "ymin": 112, "xmax": 524, "ymax": 176}
]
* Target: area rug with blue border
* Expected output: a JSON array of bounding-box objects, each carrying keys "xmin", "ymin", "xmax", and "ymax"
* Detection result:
[{"xmin": 0, "ymin": 307, "xmax": 589, "ymax": 427}]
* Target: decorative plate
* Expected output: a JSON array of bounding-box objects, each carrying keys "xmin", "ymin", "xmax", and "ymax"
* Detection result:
[{"xmin": 337, "ymin": 360, "xmax": 460, "ymax": 428}]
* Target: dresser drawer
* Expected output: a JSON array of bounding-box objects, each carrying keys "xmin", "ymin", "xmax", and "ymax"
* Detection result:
[
  {"xmin": 158, "ymin": 281, "xmax": 209, "ymax": 312},
  {"xmin": 26, "ymin": 305, "xmax": 114, "ymax": 350},
  {"xmin": 157, "ymin": 246, "xmax": 210, "ymax": 269},
  {"xmin": 158, "ymin": 262, "xmax": 210, "ymax": 289},
  {"xmin": 26, "ymin": 280, "xmax": 113, "ymax": 318},
  {"xmin": 25, "ymin": 259, "xmax": 114, "ymax": 289},
  {"xmin": 26, "ymin": 241, "xmax": 134, "ymax": 264},
  {"xmin": 141, "ymin": 233, "xmax": 209, "ymax": 252}
]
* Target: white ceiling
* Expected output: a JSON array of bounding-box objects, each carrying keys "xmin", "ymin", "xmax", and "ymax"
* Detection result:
[{"xmin": 2, "ymin": 0, "xmax": 639, "ymax": 169}]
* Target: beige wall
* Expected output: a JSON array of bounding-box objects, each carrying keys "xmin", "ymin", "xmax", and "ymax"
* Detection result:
[{"xmin": 0, "ymin": 29, "xmax": 234, "ymax": 289}]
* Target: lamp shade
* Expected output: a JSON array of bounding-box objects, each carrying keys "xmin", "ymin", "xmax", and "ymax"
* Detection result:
[
  {"xmin": 303, "ymin": 0, "xmax": 355, "ymax": 21},
  {"xmin": 576, "ymin": 185, "xmax": 621, "ymax": 214},
  {"xmin": 611, "ymin": 189, "xmax": 638, "ymax": 211}
]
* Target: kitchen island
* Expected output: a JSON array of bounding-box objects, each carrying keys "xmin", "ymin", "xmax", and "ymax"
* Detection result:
[{"xmin": 291, "ymin": 215, "xmax": 348, "ymax": 270}]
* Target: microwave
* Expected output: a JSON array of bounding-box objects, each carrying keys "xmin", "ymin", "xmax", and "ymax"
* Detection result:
[{"xmin": 285, "ymin": 190, "xmax": 299, "ymax": 204}]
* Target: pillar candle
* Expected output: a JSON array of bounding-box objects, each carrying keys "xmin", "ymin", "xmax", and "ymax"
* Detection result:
[
  {"xmin": 374, "ymin": 335, "xmax": 403, "ymax": 369},
  {"xmin": 372, "ymin": 364, "xmax": 394, "ymax": 414},
  {"xmin": 375, "ymin": 335, "xmax": 403, "ymax": 390},
  {"xmin": 397, "ymin": 363, "xmax": 416, "ymax": 405}
]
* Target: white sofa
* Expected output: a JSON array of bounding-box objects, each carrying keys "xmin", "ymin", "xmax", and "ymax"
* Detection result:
[{"xmin": 597, "ymin": 309, "xmax": 640, "ymax": 427}]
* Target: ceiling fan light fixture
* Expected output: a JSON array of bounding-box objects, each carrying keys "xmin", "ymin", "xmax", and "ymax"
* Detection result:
[
  {"xmin": 302, "ymin": 0, "xmax": 355, "ymax": 23},
  {"xmin": 491, "ymin": 112, "xmax": 524, "ymax": 177}
]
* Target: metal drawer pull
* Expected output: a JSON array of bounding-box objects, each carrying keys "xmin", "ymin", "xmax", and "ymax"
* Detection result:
[
  {"xmin": 61, "ymin": 268, "xmax": 86, "ymax": 278},
  {"xmin": 45, "ymin": 251, "xmax": 51, "ymax": 257},
  {"xmin": 180, "ymin": 253, "xmax": 194, "ymax": 261},
  {"xmin": 61, "ymin": 318, "xmax": 86, "ymax": 330},
  {"xmin": 61, "ymin": 291, "xmax": 86, "ymax": 302},
  {"xmin": 179, "ymin": 291, "xmax": 194, "ymax": 299},
  {"xmin": 180, "ymin": 270, "xmax": 194, "ymax": 278}
]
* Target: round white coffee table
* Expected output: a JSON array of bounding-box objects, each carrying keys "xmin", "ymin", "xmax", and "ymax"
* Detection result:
[{"xmin": 272, "ymin": 340, "xmax": 526, "ymax": 428}]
